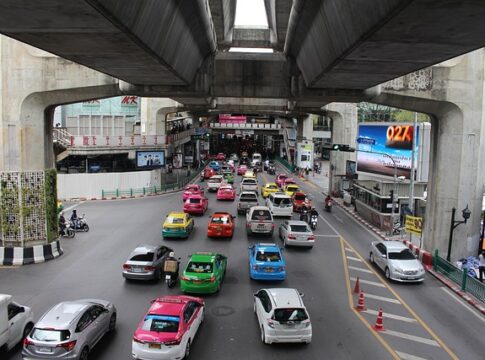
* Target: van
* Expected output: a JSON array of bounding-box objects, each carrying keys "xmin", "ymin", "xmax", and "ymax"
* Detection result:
[
  {"xmin": 251, "ymin": 153, "xmax": 262, "ymax": 167},
  {"xmin": 246, "ymin": 206, "xmax": 274, "ymax": 235},
  {"xmin": 0, "ymin": 294, "xmax": 34, "ymax": 352}
]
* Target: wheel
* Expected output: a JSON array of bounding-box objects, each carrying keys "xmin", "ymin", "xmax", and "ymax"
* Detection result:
[
  {"xmin": 183, "ymin": 340, "xmax": 191, "ymax": 359},
  {"xmin": 261, "ymin": 326, "xmax": 267, "ymax": 344},
  {"xmin": 23, "ymin": 323, "xmax": 33, "ymax": 340},
  {"xmin": 68, "ymin": 229, "xmax": 75, "ymax": 238},
  {"xmin": 385, "ymin": 267, "xmax": 391, "ymax": 280},
  {"xmin": 108, "ymin": 313, "xmax": 116, "ymax": 333},
  {"xmin": 82, "ymin": 224, "xmax": 89, "ymax": 232},
  {"xmin": 369, "ymin": 252, "xmax": 375, "ymax": 264},
  {"xmin": 79, "ymin": 347, "xmax": 89, "ymax": 360}
]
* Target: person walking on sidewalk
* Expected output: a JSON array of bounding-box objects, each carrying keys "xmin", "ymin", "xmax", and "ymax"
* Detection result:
[{"xmin": 479, "ymin": 251, "xmax": 485, "ymax": 282}]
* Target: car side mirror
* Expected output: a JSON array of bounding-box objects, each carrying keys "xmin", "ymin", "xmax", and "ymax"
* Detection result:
[{"xmin": 299, "ymin": 292, "xmax": 305, "ymax": 298}]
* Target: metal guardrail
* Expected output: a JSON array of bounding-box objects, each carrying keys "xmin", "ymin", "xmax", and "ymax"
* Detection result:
[
  {"xmin": 433, "ymin": 250, "xmax": 484, "ymax": 302},
  {"xmin": 275, "ymin": 156, "xmax": 294, "ymax": 173}
]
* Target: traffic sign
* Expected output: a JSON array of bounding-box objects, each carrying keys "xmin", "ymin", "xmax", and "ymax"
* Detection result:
[{"xmin": 357, "ymin": 137, "xmax": 376, "ymax": 145}]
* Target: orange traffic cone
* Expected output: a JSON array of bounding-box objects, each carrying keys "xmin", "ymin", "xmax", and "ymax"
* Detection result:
[
  {"xmin": 355, "ymin": 291, "xmax": 366, "ymax": 311},
  {"xmin": 372, "ymin": 308, "xmax": 385, "ymax": 331},
  {"xmin": 353, "ymin": 277, "xmax": 360, "ymax": 294}
]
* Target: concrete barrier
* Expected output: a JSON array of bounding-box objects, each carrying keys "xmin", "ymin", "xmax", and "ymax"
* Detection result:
[{"xmin": 0, "ymin": 241, "xmax": 63, "ymax": 265}]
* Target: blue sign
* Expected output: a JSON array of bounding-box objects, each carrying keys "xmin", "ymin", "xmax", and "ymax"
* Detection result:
[{"xmin": 357, "ymin": 137, "xmax": 376, "ymax": 145}]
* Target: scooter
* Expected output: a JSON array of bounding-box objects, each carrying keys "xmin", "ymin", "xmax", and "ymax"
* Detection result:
[
  {"xmin": 267, "ymin": 166, "xmax": 276, "ymax": 175},
  {"xmin": 70, "ymin": 215, "xmax": 89, "ymax": 232},
  {"xmin": 325, "ymin": 199, "xmax": 333, "ymax": 212},
  {"xmin": 310, "ymin": 214, "xmax": 318, "ymax": 230},
  {"xmin": 164, "ymin": 257, "xmax": 181, "ymax": 288},
  {"xmin": 59, "ymin": 222, "xmax": 75, "ymax": 238}
]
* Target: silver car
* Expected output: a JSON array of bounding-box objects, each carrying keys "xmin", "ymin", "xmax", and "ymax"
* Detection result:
[
  {"xmin": 122, "ymin": 244, "xmax": 173, "ymax": 281},
  {"xmin": 369, "ymin": 240, "xmax": 425, "ymax": 282},
  {"xmin": 278, "ymin": 220, "xmax": 315, "ymax": 248},
  {"xmin": 22, "ymin": 299, "xmax": 116, "ymax": 360}
]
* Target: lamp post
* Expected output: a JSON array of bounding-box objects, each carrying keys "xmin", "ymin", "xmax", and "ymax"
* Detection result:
[{"xmin": 447, "ymin": 205, "xmax": 472, "ymax": 262}]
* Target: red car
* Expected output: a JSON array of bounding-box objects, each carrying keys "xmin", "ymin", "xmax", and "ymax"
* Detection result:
[
  {"xmin": 227, "ymin": 162, "xmax": 235, "ymax": 173},
  {"xmin": 216, "ymin": 153, "xmax": 226, "ymax": 161},
  {"xmin": 237, "ymin": 165, "xmax": 248, "ymax": 176},
  {"xmin": 132, "ymin": 296, "xmax": 205, "ymax": 360},
  {"xmin": 275, "ymin": 173, "xmax": 288, "ymax": 188},
  {"xmin": 183, "ymin": 184, "xmax": 204, "ymax": 201},
  {"xmin": 183, "ymin": 194, "xmax": 208, "ymax": 215},
  {"xmin": 203, "ymin": 167, "xmax": 216, "ymax": 179},
  {"xmin": 283, "ymin": 177, "xmax": 297, "ymax": 187},
  {"xmin": 217, "ymin": 185, "xmax": 236, "ymax": 201},
  {"xmin": 207, "ymin": 212, "xmax": 235, "ymax": 238},
  {"xmin": 292, "ymin": 191, "xmax": 313, "ymax": 212}
]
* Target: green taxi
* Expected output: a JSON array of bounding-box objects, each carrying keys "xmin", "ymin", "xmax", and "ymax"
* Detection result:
[
  {"xmin": 162, "ymin": 212, "xmax": 194, "ymax": 239},
  {"xmin": 222, "ymin": 170, "xmax": 234, "ymax": 184},
  {"xmin": 180, "ymin": 252, "xmax": 227, "ymax": 294}
]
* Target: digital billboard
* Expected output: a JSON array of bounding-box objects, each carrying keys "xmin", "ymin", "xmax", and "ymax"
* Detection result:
[
  {"xmin": 356, "ymin": 124, "xmax": 419, "ymax": 179},
  {"xmin": 136, "ymin": 150, "xmax": 165, "ymax": 169}
]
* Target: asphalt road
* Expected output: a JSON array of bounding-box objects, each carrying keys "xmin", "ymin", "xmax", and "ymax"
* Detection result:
[{"xmin": 1, "ymin": 164, "xmax": 483, "ymax": 360}]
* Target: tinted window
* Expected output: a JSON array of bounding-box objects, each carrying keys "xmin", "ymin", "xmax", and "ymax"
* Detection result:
[
  {"xmin": 388, "ymin": 249, "xmax": 416, "ymax": 260},
  {"xmin": 376, "ymin": 243, "xmax": 386, "ymax": 254},
  {"xmin": 294, "ymin": 194, "xmax": 306, "ymax": 201},
  {"xmin": 189, "ymin": 198, "xmax": 201, "ymax": 203},
  {"xmin": 76, "ymin": 310, "xmax": 93, "ymax": 332},
  {"xmin": 7, "ymin": 303, "xmax": 21, "ymax": 320},
  {"xmin": 267, "ymin": 185, "xmax": 278, "ymax": 189},
  {"xmin": 290, "ymin": 225, "xmax": 310, "ymax": 233},
  {"xmin": 240, "ymin": 194, "xmax": 257, "ymax": 201},
  {"xmin": 256, "ymin": 251, "xmax": 281, "ymax": 262},
  {"xmin": 187, "ymin": 262, "xmax": 213, "ymax": 273},
  {"xmin": 257, "ymin": 290, "xmax": 272, "ymax": 313},
  {"xmin": 273, "ymin": 197, "xmax": 291, "ymax": 205},
  {"xmin": 184, "ymin": 302, "xmax": 197, "ymax": 323},
  {"xmin": 130, "ymin": 253, "xmax": 154, "ymax": 262},
  {"xmin": 274, "ymin": 308, "xmax": 308, "ymax": 322},
  {"xmin": 32, "ymin": 329, "xmax": 71, "ymax": 342},
  {"xmin": 142, "ymin": 315, "xmax": 179, "ymax": 333},
  {"xmin": 251, "ymin": 210, "xmax": 272, "ymax": 221},
  {"xmin": 167, "ymin": 217, "xmax": 184, "ymax": 224},
  {"xmin": 211, "ymin": 216, "xmax": 230, "ymax": 224},
  {"xmin": 243, "ymin": 179, "xmax": 257, "ymax": 185},
  {"xmin": 89, "ymin": 305, "xmax": 105, "ymax": 320}
]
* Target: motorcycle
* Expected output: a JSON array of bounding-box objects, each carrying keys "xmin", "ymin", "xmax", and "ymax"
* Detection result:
[
  {"xmin": 310, "ymin": 214, "xmax": 318, "ymax": 230},
  {"xmin": 70, "ymin": 215, "xmax": 89, "ymax": 232},
  {"xmin": 267, "ymin": 165, "xmax": 276, "ymax": 175},
  {"xmin": 325, "ymin": 199, "xmax": 333, "ymax": 212},
  {"xmin": 163, "ymin": 257, "xmax": 181, "ymax": 288},
  {"xmin": 59, "ymin": 222, "xmax": 75, "ymax": 238}
]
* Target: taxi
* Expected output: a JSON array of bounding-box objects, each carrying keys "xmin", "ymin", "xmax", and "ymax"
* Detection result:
[
  {"xmin": 183, "ymin": 194, "xmax": 208, "ymax": 215},
  {"xmin": 203, "ymin": 167, "xmax": 216, "ymax": 179},
  {"xmin": 217, "ymin": 184, "xmax": 236, "ymax": 201},
  {"xmin": 284, "ymin": 184, "xmax": 300, "ymax": 197},
  {"xmin": 216, "ymin": 153, "xmax": 226, "ymax": 161},
  {"xmin": 292, "ymin": 191, "xmax": 313, "ymax": 212},
  {"xmin": 248, "ymin": 243, "xmax": 286, "ymax": 281},
  {"xmin": 237, "ymin": 164, "xmax": 248, "ymax": 176},
  {"xmin": 222, "ymin": 170, "xmax": 234, "ymax": 184},
  {"xmin": 181, "ymin": 252, "xmax": 227, "ymax": 294},
  {"xmin": 261, "ymin": 182, "xmax": 279, "ymax": 198},
  {"xmin": 162, "ymin": 212, "xmax": 195, "ymax": 239},
  {"xmin": 207, "ymin": 212, "xmax": 235, "ymax": 238},
  {"xmin": 275, "ymin": 174, "xmax": 288, "ymax": 188},
  {"xmin": 182, "ymin": 184, "xmax": 204, "ymax": 201},
  {"xmin": 208, "ymin": 161, "xmax": 221, "ymax": 172},
  {"xmin": 243, "ymin": 170, "xmax": 256, "ymax": 179}
]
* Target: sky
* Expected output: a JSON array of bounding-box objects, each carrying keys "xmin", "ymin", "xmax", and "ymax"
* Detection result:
[{"xmin": 235, "ymin": 0, "xmax": 268, "ymax": 28}]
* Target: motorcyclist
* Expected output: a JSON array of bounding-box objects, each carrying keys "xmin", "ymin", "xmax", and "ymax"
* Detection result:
[
  {"xmin": 310, "ymin": 207, "xmax": 319, "ymax": 219},
  {"xmin": 70, "ymin": 209, "xmax": 78, "ymax": 228},
  {"xmin": 299, "ymin": 208, "xmax": 310, "ymax": 224},
  {"xmin": 325, "ymin": 195, "xmax": 332, "ymax": 206},
  {"xmin": 59, "ymin": 212, "xmax": 66, "ymax": 235},
  {"xmin": 164, "ymin": 251, "xmax": 179, "ymax": 274}
]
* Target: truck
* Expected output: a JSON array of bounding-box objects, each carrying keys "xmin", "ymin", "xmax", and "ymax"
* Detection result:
[
  {"xmin": 296, "ymin": 140, "xmax": 314, "ymax": 170},
  {"xmin": 0, "ymin": 294, "xmax": 34, "ymax": 352}
]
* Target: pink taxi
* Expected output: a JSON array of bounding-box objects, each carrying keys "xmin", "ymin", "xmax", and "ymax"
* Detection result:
[
  {"xmin": 216, "ymin": 184, "xmax": 236, "ymax": 201},
  {"xmin": 183, "ymin": 194, "xmax": 208, "ymax": 215},
  {"xmin": 182, "ymin": 184, "xmax": 204, "ymax": 201}
]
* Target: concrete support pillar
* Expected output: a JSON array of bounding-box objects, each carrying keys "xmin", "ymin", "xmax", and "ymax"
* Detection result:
[
  {"xmin": 325, "ymin": 103, "xmax": 357, "ymax": 194},
  {"xmin": 298, "ymin": 114, "xmax": 314, "ymax": 141},
  {"xmin": 141, "ymin": 98, "xmax": 183, "ymax": 136}
]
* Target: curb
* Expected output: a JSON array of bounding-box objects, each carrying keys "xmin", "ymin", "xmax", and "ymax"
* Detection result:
[{"xmin": 0, "ymin": 240, "xmax": 63, "ymax": 266}]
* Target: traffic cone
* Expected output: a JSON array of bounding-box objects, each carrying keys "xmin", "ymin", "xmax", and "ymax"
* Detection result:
[
  {"xmin": 372, "ymin": 308, "xmax": 385, "ymax": 331},
  {"xmin": 353, "ymin": 277, "xmax": 360, "ymax": 294},
  {"xmin": 355, "ymin": 291, "xmax": 366, "ymax": 311}
]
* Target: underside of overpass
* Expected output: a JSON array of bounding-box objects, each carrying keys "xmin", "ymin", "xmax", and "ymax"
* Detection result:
[{"xmin": 2, "ymin": 0, "xmax": 485, "ymax": 114}]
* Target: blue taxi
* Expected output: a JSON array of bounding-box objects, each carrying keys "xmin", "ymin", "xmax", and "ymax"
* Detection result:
[{"xmin": 248, "ymin": 243, "xmax": 286, "ymax": 281}]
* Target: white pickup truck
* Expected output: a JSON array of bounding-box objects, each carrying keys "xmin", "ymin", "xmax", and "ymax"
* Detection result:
[
  {"xmin": 0, "ymin": 294, "xmax": 34, "ymax": 352},
  {"xmin": 207, "ymin": 175, "xmax": 224, "ymax": 192}
]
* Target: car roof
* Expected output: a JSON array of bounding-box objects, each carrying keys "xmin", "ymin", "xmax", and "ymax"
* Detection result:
[
  {"xmin": 266, "ymin": 288, "xmax": 303, "ymax": 308},
  {"xmin": 186, "ymin": 193, "xmax": 204, "ymax": 199},
  {"xmin": 264, "ymin": 182, "xmax": 277, "ymax": 186},
  {"xmin": 255, "ymin": 243, "xmax": 280, "ymax": 252},
  {"xmin": 132, "ymin": 244, "xmax": 158, "ymax": 254},
  {"xmin": 286, "ymin": 184, "xmax": 299, "ymax": 188},
  {"xmin": 250, "ymin": 206, "xmax": 271, "ymax": 211},
  {"xmin": 167, "ymin": 212, "xmax": 186, "ymax": 218},
  {"xmin": 287, "ymin": 220, "xmax": 309, "ymax": 226},
  {"xmin": 272, "ymin": 193, "xmax": 290, "ymax": 198},
  {"xmin": 379, "ymin": 241, "xmax": 408, "ymax": 251},
  {"xmin": 148, "ymin": 296, "xmax": 193, "ymax": 316},
  {"xmin": 293, "ymin": 191, "xmax": 306, "ymax": 196},
  {"xmin": 211, "ymin": 212, "xmax": 232, "ymax": 218},
  {"xmin": 240, "ymin": 191, "xmax": 258, "ymax": 196},
  {"xmin": 36, "ymin": 300, "xmax": 103, "ymax": 329},
  {"xmin": 189, "ymin": 252, "xmax": 220, "ymax": 262},
  {"xmin": 219, "ymin": 185, "xmax": 233, "ymax": 189}
]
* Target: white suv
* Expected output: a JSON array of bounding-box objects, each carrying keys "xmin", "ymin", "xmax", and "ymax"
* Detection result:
[
  {"xmin": 207, "ymin": 175, "xmax": 224, "ymax": 192},
  {"xmin": 254, "ymin": 288, "xmax": 312, "ymax": 344},
  {"xmin": 240, "ymin": 178, "xmax": 258, "ymax": 192},
  {"xmin": 246, "ymin": 206, "xmax": 274, "ymax": 236},
  {"xmin": 266, "ymin": 193, "xmax": 292, "ymax": 217}
]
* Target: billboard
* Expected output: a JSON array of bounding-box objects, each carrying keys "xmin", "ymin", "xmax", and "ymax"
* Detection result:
[
  {"xmin": 356, "ymin": 123, "xmax": 420, "ymax": 179},
  {"xmin": 136, "ymin": 151, "xmax": 165, "ymax": 169},
  {"xmin": 173, "ymin": 153, "xmax": 184, "ymax": 169},
  {"xmin": 218, "ymin": 114, "xmax": 246, "ymax": 124}
]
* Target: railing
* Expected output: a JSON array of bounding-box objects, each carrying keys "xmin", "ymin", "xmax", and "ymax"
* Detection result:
[
  {"xmin": 166, "ymin": 128, "xmax": 195, "ymax": 144},
  {"xmin": 67, "ymin": 135, "xmax": 166, "ymax": 147},
  {"xmin": 209, "ymin": 122, "xmax": 281, "ymax": 130},
  {"xmin": 53, "ymin": 127, "xmax": 73, "ymax": 147},
  {"xmin": 275, "ymin": 156, "xmax": 294, "ymax": 173},
  {"xmin": 433, "ymin": 250, "xmax": 485, "ymax": 302}
]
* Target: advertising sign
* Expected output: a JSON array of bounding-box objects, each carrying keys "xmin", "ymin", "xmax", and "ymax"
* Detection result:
[
  {"xmin": 185, "ymin": 155, "xmax": 194, "ymax": 164},
  {"xmin": 405, "ymin": 215, "xmax": 423, "ymax": 235},
  {"xmin": 136, "ymin": 150, "xmax": 165, "ymax": 169},
  {"xmin": 356, "ymin": 123, "xmax": 419, "ymax": 179},
  {"xmin": 218, "ymin": 114, "xmax": 247, "ymax": 124},
  {"xmin": 173, "ymin": 153, "xmax": 184, "ymax": 169},
  {"xmin": 346, "ymin": 160, "xmax": 357, "ymax": 179}
]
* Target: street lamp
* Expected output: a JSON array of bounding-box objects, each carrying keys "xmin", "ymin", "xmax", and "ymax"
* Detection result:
[{"xmin": 447, "ymin": 205, "xmax": 472, "ymax": 262}]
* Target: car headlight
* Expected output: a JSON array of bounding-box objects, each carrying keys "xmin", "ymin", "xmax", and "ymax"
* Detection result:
[{"xmin": 393, "ymin": 267, "xmax": 404, "ymax": 274}]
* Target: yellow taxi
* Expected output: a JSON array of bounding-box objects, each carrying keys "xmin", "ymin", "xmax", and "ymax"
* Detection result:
[
  {"xmin": 162, "ymin": 212, "xmax": 194, "ymax": 239},
  {"xmin": 243, "ymin": 170, "xmax": 256, "ymax": 179},
  {"xmin": 261, "ymin": 182, "xmax": 280, "ymax": 198},
  {"xmin": 284, "ymin": 184, "xmax": 300, "ymax": 197}
]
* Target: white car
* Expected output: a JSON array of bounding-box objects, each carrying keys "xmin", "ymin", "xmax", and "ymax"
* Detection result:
[
  {"xmin": 251, "ymin": 152, "xmax": 262, "ymax": 167},
  {"xmin": 246, "ymin": 206, "xmax": 274, "ymax": 236},
  {"xmin": 240, "ymin": 178, "xmax": 258, "ymax": 192},
  {"xmin": 254, "ymin": 288, "xmax": 312, "ymax": 344},
  {"xmin": 207, "ymin": 175, "xmax": 224, "ymax": 192},
  {"xmin": 0, "ymin": 294, "xmax": 34, "ymax": 352},
  {"xmin": 369, "ymin": 241, "xmax": 425, "ymax": 282},
  {"xmin": 278, "ymin": 220, "xmax": 315, "ymax": 248},
  {"xmin": 266, "ymin": 193, "xmax": 292, "ymax": 217}
]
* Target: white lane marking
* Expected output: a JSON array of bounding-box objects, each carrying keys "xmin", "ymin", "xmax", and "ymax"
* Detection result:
[
  {"xmin": 395, "ymin": 351, "xmax": 429, "ymax": 360},
  {"xmin": 383, "ymin": 330, "xmax": 440, "ymax": 347},
  {"xmin": 364, "ymin": 293, "xmax": 401, "ymax": 304},
  {"xmin": 348, "ymin": 266, "xmax": 372, "ymax": 274},
  {"xmin": 345, "ymin": 247, "xmax": 354, "ymax": 252},
  {"xmin": 363, "ymin": 309, "xmax": 417, "ymax": 323},
  {"xmin": 334, "ymin": 214, "xmax": 344, "ymax": 223},
  {"xmin": 440, "ymin": 287, "xmax": 485, "ymax": 323},
  {"xmin": 318, "ymin": 214, "xmax": 340, "ymax": 236},
  {"xmin": 350, "ymin": 277, "xmax": 385, "ymax": 288},
  {"xmin": 346, "ymin": 256, "xmax": 363, "ymax": 262},
  {"xmin": 314, "ymin": 234, "xmax": 340, "ymax": 237},
  {"xmin": 62, "ymin": 201, "xmax": 85, "ymax": 213}
]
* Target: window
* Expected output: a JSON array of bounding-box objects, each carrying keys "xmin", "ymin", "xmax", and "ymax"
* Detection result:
[
  {"xmin": 189, "ymin": 198, "xmax": 201, "ymax": 204},
  {"xmin": 142, "ymin": 315, "xmax": 179, "ymax": 333},
  {"xmin": 257, "ymin": 290, "xmax": 272, "ymax": 313},
  {"xmin": 290, "ymin": 225, "xmax": 310, "ymax": 233},
  {"xmin": 294, "ymin": 194, "xmax": 306, "ymax": 201},
  {"xmin": 376, "ymin": 243, "xmax": 386, "ymax": 255},
  {"xmin": 240, "ymin": 194, "xmax": 257, "ymax": 201},
  {"xmin": 251, "ymin": 210, "xmax": 272, "ymax": 221},
  {"xmin": 256, "ymin": 251, "xmax": 281, "ymax": 262},
  {"xmin": 388, "ymin": 249, "xmax": 416, "ymax": 260},
  {"xmin": 130, "ymin": 252, "xmax": 154, "ymax": 262},
  {"xmin": 32, "ymin": 329, "xmax": 71, "ymax": 341},
  {"xmin": 76, "ymin": 311, "xmax": 93, "ymax": 333},
  {"xmin": 7, "ymin": 303, "xmax": 22, "ymax": 320},
  {"xmin": 301, "ymin": 155, "xmax": 309, "ymax": 161},
  {"xmin": 273, "ymin": 308, "xmax": 308, "ymax": 323},
  {"xmin": 187, "ymin": 262, "xmax": 213, "ymax": 273},
  {"xmin": 167, "ymin": 217, "xmax": 184, "ymax": 224},
  {"xmin": 89, "ymin": 305, "xmax": 105, "ymax": 320},
  {"xmin": 273, "ymin": 197, "xmax": 291, "ymax": 206},
  {"xmin": 184, "ymin": 302, "xmax": 198, "ymax": 323},
  {"xmin": 211, "ymin": 216, "xmax": 229, "ymax": 224}
]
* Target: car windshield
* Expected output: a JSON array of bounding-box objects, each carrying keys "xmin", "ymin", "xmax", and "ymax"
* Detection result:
[
  {"xmin": 209, "ymin": 178, "xmax": 222, "ymax": 183},
  {"xmin": 251, "ymin": 210, "xmax": 272, "ymax": 221},
  {"xmin": 294, "ymin": 195, "xmax": 306, "ymax": 201},
  {"xmin": 130, "ymin": 252, "xmax": 154, "ymax": 262},
  {"xmin": 273, "ymin": 197, "xmax": 291, "ymax": 205},
  {"xmin": 388, "ymin": 249, "xmax": 416, "ymax": 260},
  {"xmin": 187, "ymin": 261, "xmax": 213, "ymax": 273},
  {"xmin": 32, "ymin": 329, "xmax": 71, "ymax": 342},
  {"xmin": 267, "ymin": 185, "xmax": 278, "ymax": 189},
  {"xmin": 274, "ymin": 308, "xmax": 308, "ymax": 323},
  {"xmin": 243, "ymin": 180, "xmax": 257, "ymax": 185},
  {"xmin": 142, "ymin": 315, "xmax": 180, "ymax": 333},
  {"xmin": 256, "ymin": 251, "xmax": 281, "ymax": 262},
  {"xmin": 290, "ymin": 225, "xmax": 310, "ymax": 233},
  {"xmin": 211, "ymin": 216, "xmax": 230, "ymax": 224},
  {"xmin": 287, "ymin": 186, "xmax": 299, "ymax": 191},
  {"xmin": 240, "ymin": 194, "xmax": 257, "ymax": 201},
  {"xmin": 167, "ymin": 217, "xmax": 184, "ymax": 224},
  {"xmin": 189, "ymin": 198, "xmax": 200, "ymax": 204}
]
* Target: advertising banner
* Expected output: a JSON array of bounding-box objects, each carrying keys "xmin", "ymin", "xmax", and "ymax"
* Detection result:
[
  {"xmin": 356, "ymin": 123, "xmax": 419, "ymax": 179},
  {"xmin": 136, "ymin": 150, "xmax": 165, "ymax": 168},
  {"xmin": 218, "ymin": 114, "xmax": 246, "ymax": 124},
  {"xmin": 173, "ymin": 153, "xmax": 184, "ymax": 169},
  {"xmin": 405, "ymin": 215, "xmax": 423, "ymax": 235}
]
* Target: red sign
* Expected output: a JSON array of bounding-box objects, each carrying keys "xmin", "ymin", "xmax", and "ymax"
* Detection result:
[
  {"xmin": 218, "ymin": 114, "xmax": 246, "ymax": 124},
  {"xmin": 121, "ymin": 96, "xmax": 138, "ymax": 106}
]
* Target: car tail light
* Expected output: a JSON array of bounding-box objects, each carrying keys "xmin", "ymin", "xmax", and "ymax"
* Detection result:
[
  {"xmin": 272, "ymin": 223, "xmax": 275, "ymax": 228},
  {"xmin": 308, "ymin": 236, "xmax": 315, "ymax": 240},
  {"xmin": 133, "ymin": 336, "xmax": 144, "ymax": 344},
  {"xmin": 164, "ymin": 338, "xmax": 181, "ymax": 346},
  {"xmin": 144, "ymin": 266, "xmax": 156, "ymax": 271},
  {"xmin": 57, "ymin": 340, "xmax": 77, "ymax": 351},
  {"xmin": 23, "ymin": 338, "xmax": 34, "ymax": 347},
  {"xmin": 267, "ymin": 319, "xmax": 275, "ymax": 328},
  {"xmin": 122, "ymin": 264, "xmax": 131, "ymax": 270},
  {"xmin": 181, "ymin": 276, "xmax": 189, "ymax": 281},
  {"xmin": 246, "ymin": 222, "xmax": 251, "ymax": 228},
  {"xmin": 208, "ymin": 276, "xmax": 216, "ymax": 282},
  {"xmin": 288, "ymin": 235, "xmax": 296, "ymax": 239}
]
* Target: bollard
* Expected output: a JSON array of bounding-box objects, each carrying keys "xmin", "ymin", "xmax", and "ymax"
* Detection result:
[
  {"xmin": 130, "ymin": 188, "xmax": 133, "ymax": 197},
  {"xmin": 461, "ymin": 266, "xmax": 468, "ymax": 291},
  {"xmin": 101, "ymin": 189, "xmax": 104, "ymax": 198},
  {"xmin": 116, "ymin": 188, "xmax": 119, "ymax": 197},
  {"xmin": 143, "ymin": 187, "xmax": 146, "ymax": 195},
  {"xmin": 433, "ymin": 249, "xmax": 439, "ymax": 271},
  {"xmin": 153, "ymin": 185, "xmax": 156, "ymax": 194}
]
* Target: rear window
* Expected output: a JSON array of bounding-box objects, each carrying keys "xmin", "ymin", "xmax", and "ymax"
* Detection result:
[
  {"xmin": 142, "ymin": 315, "xmax": 179, "ymax": 333},
  {"xmin": 32, "ymin": 329, "xmax": 71, "ymax": 342},
  {"xmin": 211, "ymin": 216, "xmax": 230, "ymax": 224},
  {"xmin": 240, "ymin": 194, "xmax": 257, "ymax": 201},
  {"xmin": 209, "ymin": 178, "xmax": 222, "ymax": 183},
  {"xmin": 189, "ymin": 198, "xmax": 200, "ymax": 204},
  {"xmin": 251, "ymin": 210, "xmax": 272, "ymax": 221},
  {"xmin": 290, "ymin": 225, "xmax": 310, "ymax": 233},
  {"xmin": 130, "ymin": 253, "xmax": 155, "ymax": 262},
  {"xmin": 287, "ymin": 186, "xmax": 299, "ymax": 191},
  {"xmin": 267, "ymin": 185, "xmax": 278, "ymax": 189},
  {"xmin": 274, "ymin": 308, "xmax": 308, "ymax": 323},
  {"xmin": 273, "ymin": 197, "xmax": 291, "ymax": 205},
  {"xmin": 243, "ymin": 179, "xmax": 257, "ymax": 185},
  {"xmin": 187, "ymin": 261, "xmax": 213, "ymax": 273},
  {"xmin": 256, "ymin": 251, "xmax": 281, "ymax": 262},
  {"xmin": 167, "ymin": 217, "xmax": 184, "ymax": 224}
]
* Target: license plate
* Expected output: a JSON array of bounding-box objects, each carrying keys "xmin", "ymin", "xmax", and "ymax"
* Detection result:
[
  {"xmin": 132, "ymin": 267, "xmax": 142, "ymax": 273},
  {"xmin": 38, "ymin": 347, "xmax": 52, "ymax": 353},
  {"xmin": 149, "ymin": 343, "xmax": 161, "ymax": 349},
  {"xmin": 165, "ymin": 275, "xmax": 171, "ymax": 280},
  {"xmin": 257, "ymin": 224, "xmax": 265, "ymax": 228},
  {"xmin": 265, "ymin": 268, "xmax": 273, "ymax": 272}
]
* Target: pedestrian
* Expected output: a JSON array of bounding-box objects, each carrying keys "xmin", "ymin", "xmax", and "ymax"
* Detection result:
[{"xmin": 479, "ymin": 251, "xmax": 485, "ymax": 282}]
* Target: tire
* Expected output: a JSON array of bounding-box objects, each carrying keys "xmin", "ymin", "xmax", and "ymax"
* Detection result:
[
  {"xmin": 23, "ymin": 323, "xmax": 33, "ymax": 340},
  {"xmin": 369, "ymin": 252, "xmax": 375, "ymax": 264},
  {"xmin": 68, "ymin": 229, "xmax": 75, "ymax": 238},
  {"xmin": 183, "ymin": 340, "xmax": 191, "ymax": 359},
  {"xmin": 261, "ymin": 326, "xmax": 266, "ymax": 344},
  {"xmin": 385, "ymin": 267, "xmax": 391, "ymax": 280},
  {"xmin": 108, "ymin": 313, "xmax": 116, "ymax": 333},
  {"xmin": 82, "ymin": 224, "xmax": 89, "ymax": 232},
  {"xmin": 79, "ymin": 347, "xmax": 89, "ymax": 360}
]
